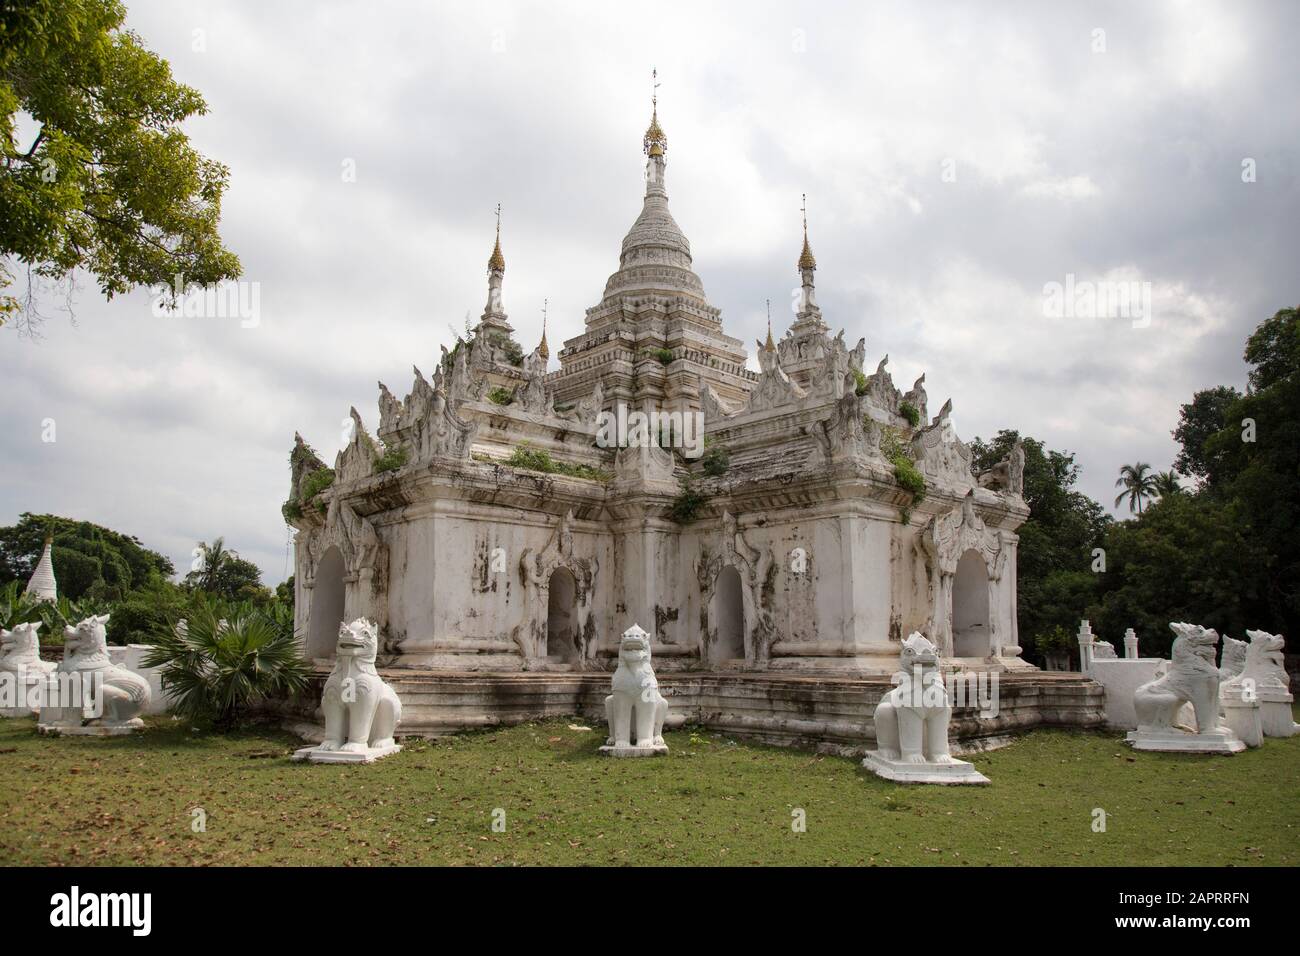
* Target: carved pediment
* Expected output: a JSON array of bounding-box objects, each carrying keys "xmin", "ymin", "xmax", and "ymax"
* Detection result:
[
  {"xmin": 919, "ymin": 491, "xmax": 1002, "ymax": 577},
  {"xmin": 747, "ymin": 353, "xmax": 807, "ymax": 413},
  {"xmin": 336, "ymin": 407, "xmax": 379, "ymax": 485},
  {"xmin": 614, "ymin": 440, "xmax": 675, "ymax": 484},
  {"xmin": 910, "ymin": 399, "xmax": 973, "ymax": 489}
]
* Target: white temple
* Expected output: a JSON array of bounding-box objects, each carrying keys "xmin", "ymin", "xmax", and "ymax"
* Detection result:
[{"xmin": 283, "ymin": 94, "xmax": 1079, "ymax": 746}]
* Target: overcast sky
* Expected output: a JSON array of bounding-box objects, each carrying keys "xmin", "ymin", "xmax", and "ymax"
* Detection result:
[{"xmin": 4, "ymin": 0, "xmax": 1298, "ymax": 586}]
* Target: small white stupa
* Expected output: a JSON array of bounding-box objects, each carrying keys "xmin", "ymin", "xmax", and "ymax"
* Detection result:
[{"xmin": 24, "ymin": 536, "xmax": 57, "ymax": 603}]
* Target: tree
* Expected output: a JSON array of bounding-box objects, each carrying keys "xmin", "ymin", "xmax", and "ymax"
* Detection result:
[
  {"xmin": 1197, "ymin": 306, "xmax": 1300, "ymax": 637},
  {"xmin": 1, "ymin": 0, "xmax": 240, "ymax": 331},
  {"xmin": 0, "ymin": 512, "xmax": 173, "ymax": 601},
  {"xmin": 1173, "ymin": 385, "xmax": 1241, "ymax": 483},
  {"xmin": 1114, "ymin": 462, "xmax": 1158, "ymax": 515},
  {"xmin": 1089, "ymin": 494, "xmax": 1263, "ymax": 658},
  {"xmin": 1151, "ymin": 471, "xmax": 1184, "ymax": 499},
  {"xmin": 183, "ymin": 536, "xmax": 266, "ymax": 602}
]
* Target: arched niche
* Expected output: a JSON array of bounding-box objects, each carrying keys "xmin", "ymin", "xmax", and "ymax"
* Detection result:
[
  {"xmin": 307, "ymin": 546, "xmax": 346, "ymax": 660},
  {"xmin": 952, "ymin": 549, "xmax": 991, "ymax": 657},
  {"xmin": 545, "ymin": 567, "xmax": 579, "ymax": 664},
  {"xmin": 711, "ymin": 565, "xmax": 746, "ymax": 663}
]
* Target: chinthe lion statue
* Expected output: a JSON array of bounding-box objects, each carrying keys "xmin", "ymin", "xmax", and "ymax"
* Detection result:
[
  {"xmin": 602, "ymin": 624, "xmax": 668, "ymax": 755},
  {"xmin": 41, "ymin": 614, "xmax": 151, "ymax": 731},
  {"xmin": 1134, "ymin": 622, "xmax": 1226, "ymax": 734},
  {"xmin": 873, "ymin": 632, "xmax": 955, "ymax": 765},
  {"xmin": 1231, "ymin": 629, "xmax": 1298, "ymax": 737},
  {"xmin": 1218, "ymin": 636, "xmax": 1249, "ymax": 683},
  {"xmin": 317, "ymin": 618, "xmax": 402, "ymax": 755},
  {"xmin": 0, "ymin": 621, "xmax": 56, "ymax": 717}
]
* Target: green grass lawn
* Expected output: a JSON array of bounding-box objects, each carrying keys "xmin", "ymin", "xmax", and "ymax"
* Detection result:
[{"xmin": 1, "ymin": 715, "xmax": 1296, "ymax": 866}]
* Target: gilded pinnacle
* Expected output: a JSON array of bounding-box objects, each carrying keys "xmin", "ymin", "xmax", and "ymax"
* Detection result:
[
  {"xmin": 798, "ymin": 193, "xmax": 816, "ymax": 271},
  {"xmin": 489, "ymin": 203, "xmax": 505, "ymax": 272}
]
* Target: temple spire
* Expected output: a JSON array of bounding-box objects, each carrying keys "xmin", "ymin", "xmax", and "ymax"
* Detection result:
[
  {"xmin": 483, "ymin": 203, "xmax": 509, "ymax": 325},
  {"xmin": 764, "ymin": 298, "xmax": 776, "ymax": 352},
  {"xmin": 642, "ymin": 69, "xmax": 668, "ymax": 200},
  {"xmin": 538, "ymin": 298, "xmax": 550, "ymax": 360},
  {"xmin": 798, "ymin": 193, "xmax": 816, "ymax": 272},
  {"xmin": 796, "ymin": 193, "xmax": 820, "ymax": 318},
  {"xmin": 643, "ymin": 68, "xmax": 666, "ymax": 157},
  {"xmin": 488, "ymin": 202, "xmax": 505, "ymax": 273}
]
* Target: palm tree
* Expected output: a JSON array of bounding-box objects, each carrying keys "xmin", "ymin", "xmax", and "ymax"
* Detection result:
[
  {"xmin": 142, "ymin": 597, "xmax": 310, "ymax": 725},
  {"xmin": 1114, "ymin": 462, "xmax": 1159, "ymax": 514},
  {"xmin": 1151, "ymin": 470, "xmax": 1184, "ymax": 500},
  {"xmin": 192, "ymin": 537, "xmax": 231, "ymax": 593}
]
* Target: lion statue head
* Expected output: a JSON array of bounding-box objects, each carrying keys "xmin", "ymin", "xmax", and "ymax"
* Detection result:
[
  {"xmin": 62, "ymin": 614, "xmax": 111, "ymax": 667},
  {"xmin": 1169, "ymin": 622, "xmax": 1219, "ymax": 669},
  {"xmin": 336, "ymin": 618, "xmax": 380, "ymax": 664},
  {"xmin": 1219, "ymin": 635, "xmax": 1249, "ymax": 679},
  {"xmin": 899, "ymin": 631, "xmax": 940, "ymax": 670},
  {"xmin": 618, "ymin": 625, "xmax": 652, "ymax": 668},
  {"xmin": 1243, "ymin": 629, "xmax": 1289, "ymax": 688},
  {"xmin": 0, "ymin": 621, "xmax": 44, "ymax": 667}
]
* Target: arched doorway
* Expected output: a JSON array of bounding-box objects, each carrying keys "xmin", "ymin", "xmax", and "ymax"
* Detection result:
[
  {"xmin": 952, "ymin": 549, "xmax": 990, "ymax": 657},
  {"xmin": 712, "ymin": 565, "xmax": 745, "ymax": 663},
  {"xmin": 307, "ymin": 546, "xmax": 346, "ymax": 660},
  {"xmin": 545, "ymin": 567, "xmax": 579, "ymax": 663}
]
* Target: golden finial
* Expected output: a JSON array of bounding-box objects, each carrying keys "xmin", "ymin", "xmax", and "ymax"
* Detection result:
[
  {"xmin": 764, "ymin": 299, "xmax": 776, "ymax": 352},
  {"xmin": 488, "ymin": 202, "xmax": 505, "ymax": 272},
  {"xmin": 643, "ymin": 68, "xmax": 667, "ymax": 157},
  {"xmin": 798, "ymin": 193, "xmax": 816, "ymax": 271},
  {"xmin": 538, "ymin": 298, "xmax": 550, "ymax": 360}
]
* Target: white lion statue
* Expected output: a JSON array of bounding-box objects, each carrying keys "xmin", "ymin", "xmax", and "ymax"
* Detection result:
[
  {"xmin": 1218, "ymin": 635, "xmax": 1250, "ymax": 682},
  {"xmin": 873, "ymin": 632, "xmax": 954, "ymax": 764},
  {"xmin": 39, "ymin": 614, "xmax": 151, "ymax": 733},
  {"xmin": 601, "ymin": 624, "xmax": 668, "ymax": 756},
  {"xmin": 862, "ymin": 632, "xmax": 988, "ymax": 783},
  {"xmin": 1127, "ymin": 622, "xmax": 1244, "ymax": 752},
  {"xmin": 1233, "ymin": 629, "xmax": 1298, "ymax": 737},
  {"xmin": 1135, "ymin": 623, "xmax": 1225, "ymax": 732},
  {"xmin": 0, "ymin": 621, "xmax": 57, "ymax": 717},
  {"xmin": 295, "ymin": 618, "xmax": 402, "ymax": 763}
]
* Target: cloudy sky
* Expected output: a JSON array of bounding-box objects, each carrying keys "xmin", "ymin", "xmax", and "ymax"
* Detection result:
[{"xmin": 5, "ymin": 0, "xmax": 1298, "ymax": 585}]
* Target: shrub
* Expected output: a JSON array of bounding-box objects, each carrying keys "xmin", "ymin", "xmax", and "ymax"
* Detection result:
[
  {"xmin": 141, "ymin": 597, "xmax": 311, "ymax": 726},
  {"xmin": 669, "ymin": 479, "xmax": 709, "ymax": 524},
  {"xmin": 854, "ymin": 369, "xmax": 869, "ymax": 396},
  {"xmin": 899, "ymin": 401, "xmax": 921, "ymax": 428},
  {"xmin": 300, "ymin": 467, "xmax": 335, "ymax": 502},
  {"xmin": 504, "ymin": 443, "xmax": 612, "ymax": 481},
  {"xmin": 700, "ymin": 439, "xmax": 730, "ymax": 477},
  {"xmin": 880, "ymin": 426, "xmax": 926, "ymax": 521},
  {"xmin": 489, "ymin": 333, "xmax": 525, "ymax": 367},
  {"xmin": 487, "ymin": 386, "xmax": 515, "ymax": 406},
  {"xmin": 373, "ymin": 446, "xmax": 408, "ymax": 474},
  {"xmin": 645, "ymin": 347, "xmax": 675, "ymax": 366}
]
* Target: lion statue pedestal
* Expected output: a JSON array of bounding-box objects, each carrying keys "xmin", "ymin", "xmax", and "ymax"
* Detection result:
[
  {"xmin": 294, "ymin": 618, "xmax": 402, "ymax": 765},
  {"xmin": 1126, "ymin": 623, "xmax": 1245, "ymax": 754},
  {"xmin": 599, "ymin": 624, "xmax": 668, "ymax": 757},
  {"xmin": 0, "ymin": 622, "xmax": 57, "ymax": 718},
  {"xmin": 37, "ymin": 614, "xmax": 151, "ymax": 736},
  {"xmin": 862, "ymin": 632, "xmax": 989, "ymax": 785}
]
